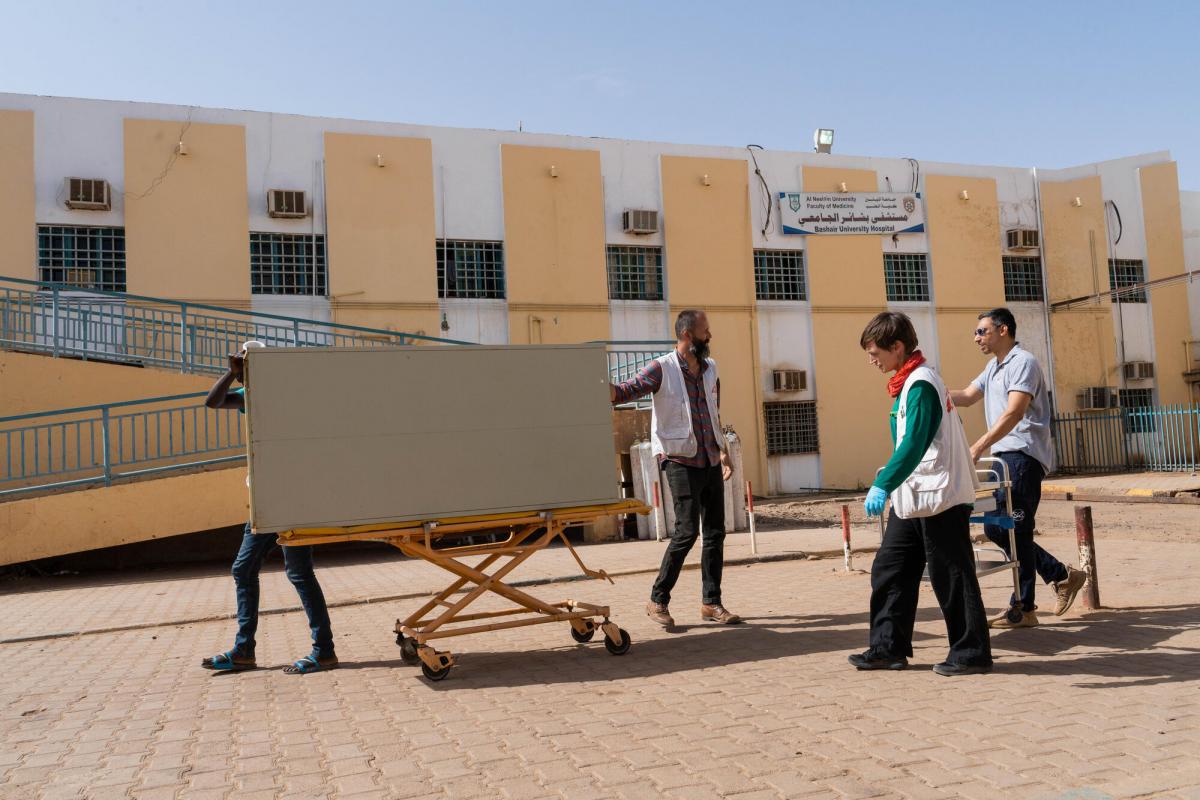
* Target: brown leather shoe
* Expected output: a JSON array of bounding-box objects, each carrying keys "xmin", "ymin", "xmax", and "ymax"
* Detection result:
[
  {"xmin": 645, "ymin": 601, "xmax": 674, "ymax": 627},
  {"xmin": 700, "ymin": 604, "xmax": 742, "ymax": 624}
]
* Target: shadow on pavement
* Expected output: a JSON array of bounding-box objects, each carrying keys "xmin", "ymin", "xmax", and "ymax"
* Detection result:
[{"xmin": 990, "ymin": 604, "xmax": 1200, "ymax": 688}]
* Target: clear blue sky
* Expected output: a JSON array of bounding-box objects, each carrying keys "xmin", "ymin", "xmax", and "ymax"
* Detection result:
[{"xmin": 4, "ymin": 1, "xmax": 1197, "ymax": 188}]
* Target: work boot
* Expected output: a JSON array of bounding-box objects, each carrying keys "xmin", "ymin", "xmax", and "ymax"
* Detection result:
[
  {"xmin": 989, "ymin": 605, "xmax": 1038, "ymax": 629},
  {"xmin": 645, "ymin": 601, "xmax": 674, "ymax": 627},
  {"xmin": 700, "ymin": 604, "xmax": 742, "ymax": 625},
  {"xmin": 1053, "ymin": 567, "xmax": 1087, "ymax": 616}
]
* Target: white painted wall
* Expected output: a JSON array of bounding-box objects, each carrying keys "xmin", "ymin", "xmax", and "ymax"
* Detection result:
[
  {"xmin": 609, "ymin": 301, "xmax": 669, "ymax": 342},
  {"xmin": 757, "ymin": 303, "xmax": 820, "ymax": 492},
  {"xmin": 1182, "ymin": 190, "xmax": 1200, "ymax": 340}
]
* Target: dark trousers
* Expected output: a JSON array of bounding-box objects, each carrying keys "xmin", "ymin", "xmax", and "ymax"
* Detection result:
[
  {"xmin": 651, "ymin": 461, "xmax": 726, "ymax": 606},
  {"xmin": 232, "ymin": 524, "xmax": 335, "ymax": 660},
  {"xmin": 984, "ymin": 451, "xmax": 1068, "ymax": 612},
  {"xmin": 869, "ymin": 505, "xmax": 992, "ymax": 667}
]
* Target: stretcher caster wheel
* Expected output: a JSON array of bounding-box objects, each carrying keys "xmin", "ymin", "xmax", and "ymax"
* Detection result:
[
  {"xmin": 1005, "ymin": 606, "xmax": 1024, "ymax": 625},
  {"xmin": 570, "ymin": 620, "xmax": 596, "ymax": 643},
  {"xmin": 421, "ymin": 662, "xmax": 452, "ymax": 682},
  {"xmin": 604, "ymin": 628, "xmax": 631, "ymax": 655},
  {"xmin": 397, "ymin": 635, "xmax": 420, "ymax": 665}
]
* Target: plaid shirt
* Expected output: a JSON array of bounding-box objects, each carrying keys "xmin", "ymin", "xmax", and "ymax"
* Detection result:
[{"xmin": 613, "ymin": 356, "xmax": 723, "ymax": 468}]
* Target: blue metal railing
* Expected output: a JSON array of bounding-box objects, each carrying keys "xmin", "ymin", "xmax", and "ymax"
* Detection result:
[
  {"xmin": 0, "ymin": 276, "xmax": 470, "ymax": 375},
  {"xmin": 1, "ymin": 393, "xmax": 247, "ymax": 497},
  {"xmin": 595, "ymin": 340, "xmax": 673, "ymax": 408},
  {"xmin": 1052, "ymin": 404, "xmax": 1200, "ymax": 474}
]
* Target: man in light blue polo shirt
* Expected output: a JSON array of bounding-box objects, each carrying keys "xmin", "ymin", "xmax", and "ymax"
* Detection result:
[{"xmin": 949, "ymin": 308, "xmax": 1085, "ymax": 629}]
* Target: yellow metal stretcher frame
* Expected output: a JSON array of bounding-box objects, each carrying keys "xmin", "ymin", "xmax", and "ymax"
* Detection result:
[{"xmin": 276, "ymin": 499, "xmax": 649, "ymax": 681}]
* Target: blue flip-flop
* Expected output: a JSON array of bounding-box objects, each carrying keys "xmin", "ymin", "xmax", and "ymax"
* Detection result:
[
  {"xmin": 283, "ymin": 655, "xmax": 338, "ymax": 675},
  {"xmin": 201, "ymin": 650, "xmax": 256, "ymax": 672}
]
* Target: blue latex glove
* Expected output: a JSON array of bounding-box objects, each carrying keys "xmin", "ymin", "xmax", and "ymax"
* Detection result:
[{"xmin": 864, "ymin": 486, "xmax": 888, "ymax": 517}]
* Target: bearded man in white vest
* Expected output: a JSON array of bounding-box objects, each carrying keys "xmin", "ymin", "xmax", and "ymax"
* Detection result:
[
  {"xmin": 849, "ymin": 312, "xmax": 993, "ymax": 676},
  {"xmin": 610, "ymin": 309, "xmax": 740, "ymax": 628}
]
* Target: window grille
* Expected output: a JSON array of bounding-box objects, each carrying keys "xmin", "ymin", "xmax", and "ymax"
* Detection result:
[
  {"xmin": 883, "ymin": 253, "xmax": 930, "ymax": 302},
  {"xmin": 250, "ymin": 233, "xmax": 327, "ymax": 296},
  {"xmin": 1108, "ymin": 259, "xmax": 1147, "ymax": 303},
  {"xmin": 38, "ymin": 225, "xmax": 126, "ymax": 292},
  {"xmin": 764, "ymin": 401, "xmax": 819, "ymax": 455},
  {"xmin": 754, "ymin": 250, "xmax": 807, "ymax": 301},
  {"xmin": 1002, "ymin": 255, "xmax": 1044, "ymax": 302},
  {"xmin": 437, "ymin": 240, "xmax": 506, "ymax": 299},
  {"xmin": 606, "ymin": 245, "xmax": 664, "ymax": 301}
]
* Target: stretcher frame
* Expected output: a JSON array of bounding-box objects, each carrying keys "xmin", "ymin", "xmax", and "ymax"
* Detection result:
[
  {"xmin": 876, "ymin": 457, "xmax": 1021, "ymax": 605},
  {"xmin": 276, "ymin": 499, "xmax": 648, "ymax": 681}
]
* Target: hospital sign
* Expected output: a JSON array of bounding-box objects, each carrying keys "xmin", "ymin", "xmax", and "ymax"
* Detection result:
[{"xmin": 778, "ymin": 192, "xmax": 925, "ymax": 236}]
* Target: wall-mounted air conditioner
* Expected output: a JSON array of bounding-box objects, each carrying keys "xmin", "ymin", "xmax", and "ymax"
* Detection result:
[
  {"xmin": 64, "ymin": 178, "xmax": 111, "ymax": 211},
  {"xmin": 1076, "ymin": 386, "xmax": 1117, "ymax": 411},
  {"xmin": 772, "ymin": 369, "xmax": 807, "ymax": 393},
  {"xmin": 1006, "ymin": 228, "xmax": 1040, "ymax": 250},
  {"xmin": 1123, "ymin": 361, "xmax": 1155, "ymax": 381},
  {"xmin": 268, "ymin": 189, "xmax": 307, "ymax": 218},
  {"xmin": 622, "ymin": 209, "xmax": 659, "ymax": 234}
]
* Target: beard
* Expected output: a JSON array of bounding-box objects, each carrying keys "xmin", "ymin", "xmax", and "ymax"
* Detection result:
[{"xmin": 690, "ymin": 337, "xmax": 711, "ymax": 361}]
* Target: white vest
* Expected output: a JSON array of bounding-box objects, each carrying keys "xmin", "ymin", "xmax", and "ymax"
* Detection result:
[
  {"xmin": 650, "ymin": 351, "xmax": 725, "ymax": 460},
  {"xmin": 890, "ymin": 365, "xmax": 978, "ymax": 519}
]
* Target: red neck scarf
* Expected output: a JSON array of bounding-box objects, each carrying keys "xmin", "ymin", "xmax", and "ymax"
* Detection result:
[{"xmin": 887, "ymin": 350, "xmax": 926, "ymax": 398}]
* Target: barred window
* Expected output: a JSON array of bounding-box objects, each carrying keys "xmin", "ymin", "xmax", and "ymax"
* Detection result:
[
  {"xmin": 883, "ymin": 253, "xmax": 930, "ymax": 302},
  {"xmin": 38, "ymin": 225, "xmax": 126, "ymax": 292},
  {"xmin": 1002, "ymin": 256, "xmax": 1044, "ymax": 302},
  {"xmin": 606, "ymin": 245, "xmax": 663, "ymax": 301},
  {"xmin": 1119, "ymin": 388, "xmax": 1156, "ymax": 433},
  {"xmin": 250, "ymin": 233, "xmax": 327, "ymax": 295},
  {"xmin": 1108, "ymin": 259, "xmax": 1147, "ymax": 303},
  {"xmin": 438, "ymin": 240, "xmax": 505, "ymax": 299},
  {"xmin": 764, "ymin": 401, "xmax": 819, "ymax": 455},
  {"xmin": 754, "ymin": 250, "xmax": 807, "ymax": 301}
]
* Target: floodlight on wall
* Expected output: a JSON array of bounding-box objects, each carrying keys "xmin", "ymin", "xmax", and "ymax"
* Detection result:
[
  {"xmin": 838, "ymin": 182, "xmax": 848, "ymax": 193},
  {"xmin": 1071, "ymin": 196, "xmax": 1083, "ymax": 207},
  {"xmin": 702, "ymin": 174, "xmax": 711, "ymax": 186},
  {"xmin": 959, "ymin": 189, "xmax": 970, "ymax": 201},
  {"xmin": 376, "ymin": 154, "xmax": 386, "ymax": 168},
  {"xmin": 549, "ymin": 165, "xmax": 558, "ymax": 178},
  {"xmin": 814, "ymin": 128, "xmax": 835, "ymax": 154},
  {"xmin": 176, "ymin": 141, "xmax": 189, "ymax": 156}
]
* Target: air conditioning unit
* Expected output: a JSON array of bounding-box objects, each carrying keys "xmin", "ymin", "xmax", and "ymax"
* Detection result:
[
  {"xmin": 1006, "ymin": 228, "xmax": 1040, "ymax": 250},
  {"xmin": 1076, "ymin": 386, "xmax": 1116, "ymax": 411},
  {"xmin": 64, "ymin": 178, "xmax": 111, "ymax": 211},
  {"xmin": 267, "ymin": 189, "xmax": 307, "ymax": 218},
  {"xmin": 772, "ymin": 369, "xmax": 807, "ymax": 393},
  {"xmin": 1123, "ymin": 361, "xmax": 1155, "ymax": 381},
  {"xmin": 622, "ymin": 209, "xmax": 659, "ymax": 234}
]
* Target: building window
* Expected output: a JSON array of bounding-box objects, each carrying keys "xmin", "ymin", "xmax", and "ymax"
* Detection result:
[
  {"xmin": 437, "ymin": 240, "xmax": 505, "ymax": 299},
  {"xmin": 1003, "ymin": 256, "xmax": 1044, "ymax": 302},
  {"xmin": 606, "ymin": 245, "xmax": 663, "ymax": 301},
  {"xmin": 250, "ymin": 233, "xmax": 327, "ymax": 296},
  {"xmin": 1108, "ymin": 259, "xmax": 1147, "ymax": 303},
  {"xmin": 764, "ymin": 401, "xmax": 819, "ymax": 455},
  {"xmin": 1119, "ymin": 388, "xmax": 1156, "ymax": 433},
  {"xmin": 37, "ymin": 225, "xmax": 126, "ymax": 292},
  {"xmin": 883, "ymin": 253, "xmax": 930, "ymax": 302},
  {"xmin": 754, "ymin": 250, "xmax": 807, "ymax": 301}
]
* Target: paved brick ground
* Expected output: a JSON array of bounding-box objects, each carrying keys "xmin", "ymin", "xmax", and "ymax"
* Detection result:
[{"xmin": 3, "ymin": 523, "xmax": 1200, "ymax": 799}]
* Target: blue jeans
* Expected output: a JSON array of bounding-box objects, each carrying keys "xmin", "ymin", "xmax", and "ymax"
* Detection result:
[
  {"xmin": 984, "ymin": 452, "xmax": 1069, "ymax": 612},
  {"xmin": 231, "ymin": 524, "xmax": 335, "ymax": 659}
]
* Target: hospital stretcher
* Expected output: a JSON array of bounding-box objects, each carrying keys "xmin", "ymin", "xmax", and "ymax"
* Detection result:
[{"xmin": 276, "ymin": 499, "xmax": 649, "ymax": 681}]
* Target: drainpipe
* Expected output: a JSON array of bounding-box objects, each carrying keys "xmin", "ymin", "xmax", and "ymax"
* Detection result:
[{"xmin": 1032, "ymin": 168, "xmax": 1059, "ymax": 414}]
